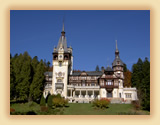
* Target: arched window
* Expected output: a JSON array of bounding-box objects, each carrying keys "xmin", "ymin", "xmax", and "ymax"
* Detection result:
[
  {"xmin": 54, "ymin": 55, "xmax": 58, "ymax": 60},
  {"xmin": 64, "ymin": 55, "xmax": 68, "ymax": 60}
]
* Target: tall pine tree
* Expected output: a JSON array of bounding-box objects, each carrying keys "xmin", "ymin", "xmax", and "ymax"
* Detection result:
[
  {"xmin": 131, "ymin": 57, "xmax": 150, "ymax": 111},
  {"xmin": 16, "ymin": 52, "xmax": 32, "ymax": 101},
  {"xmin": 30, "ymin": 60, "xmax": 45, "ymax": 102}
]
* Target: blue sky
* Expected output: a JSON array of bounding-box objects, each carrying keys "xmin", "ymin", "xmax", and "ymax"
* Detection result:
[{"xmin": 10, "ymin": 10, "xmax": 150, "ymax": 71}]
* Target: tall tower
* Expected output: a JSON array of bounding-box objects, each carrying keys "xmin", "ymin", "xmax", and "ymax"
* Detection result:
[
  {"xmin": 52, "ymin": 22, "xmax": 73, "ymax": 98},
  {"xmin": 112, "ymin": 40, "xmax": 124, "ymax": 89}
]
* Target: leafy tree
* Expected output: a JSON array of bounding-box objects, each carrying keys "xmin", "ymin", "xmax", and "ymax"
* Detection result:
[
  {"xmin": 124, "ymin": 70, "xmax": 132, "ymax": 87},
  {"xmin": 29, "ymin": 60, "xmax": 45, "ymax": 102},
  {"xmin": 123, "ymin": 63, "xmax": 127, "ymax": 72},
  {"xmin": 95, "ymin": 65, "xmax": 100, "ymax": 71}
]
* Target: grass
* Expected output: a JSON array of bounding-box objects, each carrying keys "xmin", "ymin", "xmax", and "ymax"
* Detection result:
[{"xmin": 10, "ymin": 102, "xmax": 150, "ymax": 115}]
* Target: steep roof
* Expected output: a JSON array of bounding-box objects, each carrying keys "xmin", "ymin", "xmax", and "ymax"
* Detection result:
[
  {"xmin": 56, "ymin": 36, "xmax": 68, "ymax": 52},
  {"xmin": 54, "ymin": 22, "xmax": 68, "ymax": 52},
  {"xmin": 112, "ymin": 57, "xmax": 124, "ymax": 67},
  {"xmin": 105, "ymin": 66, "xmax": 113, "ymax": 71},
  {"xmin": 112, "ymin": 40, "xmax": 124, "ymax": 67}
]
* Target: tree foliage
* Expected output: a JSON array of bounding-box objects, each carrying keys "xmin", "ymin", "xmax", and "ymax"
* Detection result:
[
  {"xmin": 30, "ymin": 60, "xmax": 45, "ymax": 102},
  {"xmin": 40, "ymin": 95, "xmax": 46, "ymax": 106},
  {"xmin": 123, "ymin": 63, "xmax": 132, "ymax": 87},
  {"xmin": 124, "ymin": 70, "xmax": 132, "ymax": 87},
  {"xmin": 131, "ymin": 57, "xmax": 150, "ymax": 111},
  {"xmin": 10, "ymin": 52, "xmax": 46, "ymax": 102}
]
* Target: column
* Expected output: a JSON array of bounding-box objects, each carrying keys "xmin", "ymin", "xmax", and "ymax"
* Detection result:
[
  {"xmin": 70, "ymin": 89, "xmax": 72, "ymax": 97},
  {"xmin": 73, "ymin": 91, "xmax": 75, "ymax": 98},
  {"xmin": 80, "ymin": 89, "xmax": 81, "ymax": 98},
  {"xmin": 86, "ymin": 89, "xmax": 88, "ymax": 98},
  {"xmin": 93, "ymin": 90, "xmax": 94, "ymax": 98}
]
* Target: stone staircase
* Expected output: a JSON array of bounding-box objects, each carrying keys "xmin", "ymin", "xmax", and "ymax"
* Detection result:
[{"xmin": 110, "ymin": 98, "xmax": 123, "ymax": 104}]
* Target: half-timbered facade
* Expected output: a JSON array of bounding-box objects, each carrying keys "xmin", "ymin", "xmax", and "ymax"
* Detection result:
[{"xmin": 43, "ymin": 23, "xmax": 138, "ymax": 103}]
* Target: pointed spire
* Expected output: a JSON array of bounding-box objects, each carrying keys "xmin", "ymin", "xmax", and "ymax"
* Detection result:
[
  {"xmin": 116, "ymin": 40, "xmax": 118, "ymax": 50},
  {"xmin": 62, "ymin": 18, "xmax": 65, "ymax": 32},
  {"xmin": 115, "ymin": 40, "xmax": 119, "ymax": 58},
  {"xmin": 61, "ymin": 18, "xmax": 65, "ymax": 36}
]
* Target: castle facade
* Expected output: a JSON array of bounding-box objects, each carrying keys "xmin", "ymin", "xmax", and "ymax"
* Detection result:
[{"xmin": 43, "ymin": 23, "xmax": 138, "ymax": 103}]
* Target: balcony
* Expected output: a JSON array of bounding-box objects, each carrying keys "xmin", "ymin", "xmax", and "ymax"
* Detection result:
[
  {"xmin": 101, "ymin": 85, "xmax": 114, "ymax": 89},
  {"xmin": 75, "ymin": 85, "xmax": 100, "ymax": 89},
  {"xmin": 67, "ymin": 85, "xmax": 100, "ymax": 89}
]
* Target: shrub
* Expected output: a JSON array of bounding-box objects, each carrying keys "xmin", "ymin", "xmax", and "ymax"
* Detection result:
[
  {"xmin": 40, "ymin": 95, "xmax": 46, "ymax": 106},
  {"xmin": 28, "ymin": 101, "xmax": 38, "ymax": 107},
  {"xmin": 132, "ymin": 100, "xmax": 140, "ymax": 110},
  {"xmin": 52, "ymin": 97, "xmax": 68, "ymax": 108},
  {"xmin": 92, "ymin": 98, "xmax": 110, "ymax": 109},
  {"xmin": 40, "ymin": 106, "xmax": 48, "ymax": 112},
  {"xmin": 10, "ymin": 108, "xmax": 15, "ymax": 113}
]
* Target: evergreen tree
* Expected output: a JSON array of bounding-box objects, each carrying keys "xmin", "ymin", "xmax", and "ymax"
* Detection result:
[
  {"xmin": 141, "ymin": 57, "xmax": 150, "ymax": 111},
  {"xmin": 95, "ymin": 65, "xmax": 100, "ymax": 71},
  {"xmin": 16, "ymin": 52, "xmax": 32, "ymax": 101},
  {"xmin": 131, "ymin": 57, "xmax": 150, "ymax": 111},
  {"xmin": 46, "ymin": 61, "xmax": 51, "ymax": 71},
  {"xmin": 40, "ymin": 95, "xmax": 46, "ymax": 106},
  {"xmin": 10, "ymin": 57, "xmax": 16, "ymax": 100},
  {"xmin": 47, "ymin": 94, "xmax": 53, "ymax": 108},
  {"xmin": 30, "ymin": 60, "xmax": 45, "ymax": 102},
  {"xmin": 31, "ymin": 56, "xmax": 39, "ymax": 74},
  {"xmin": 13, "ymin": 53, "xmax": 24, "ymax": 100}
]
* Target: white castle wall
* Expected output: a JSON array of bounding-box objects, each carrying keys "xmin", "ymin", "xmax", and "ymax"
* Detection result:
[{"xmin": 52, "ymin": 60, "xmax": 69, "ymax": 98}]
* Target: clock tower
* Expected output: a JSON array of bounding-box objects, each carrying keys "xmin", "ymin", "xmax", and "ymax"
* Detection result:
[{"xmin": 52, "ymin": 22, "xmax": 73, "ymax": 98}]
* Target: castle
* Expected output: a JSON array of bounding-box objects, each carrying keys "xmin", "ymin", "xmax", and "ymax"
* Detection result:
[{"xmin": 43, "ymin": 23, "xmax": 138, "ymax": 103}]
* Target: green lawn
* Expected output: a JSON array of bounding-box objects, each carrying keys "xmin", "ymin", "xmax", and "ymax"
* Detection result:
[
  {"xmin": 63, "ymin": 103, "xmax": 149, "ymax": 115},
  {"xmin": 10, "ymin": 102, "xmax": 150, "ymax": 115}
]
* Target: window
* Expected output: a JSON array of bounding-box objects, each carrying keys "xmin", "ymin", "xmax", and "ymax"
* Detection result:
[
  {"xmin": 107, "ymin": 92, "xmax": 112, "ymax": 97},
  {"xmin": 106, "ymin": 80, "xmax": 112, "ymax": 85},
  {"xmin": 59, "ymin": 62, "xmax": 62, "ymax": 67},
  {"xmin": 54, "ymin": 55, "xmax": 58, "ymax": 60},
  {"xmin": 64, "ymin": 55, "xmax": 68, "ymax": 60},
  {"xmin": 91, "ymin": 83, "xmax": 95, "ymax": 86},
  {"xmin": 125, "ymin": 93, "xmax": 132, "ymax": 98}
]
